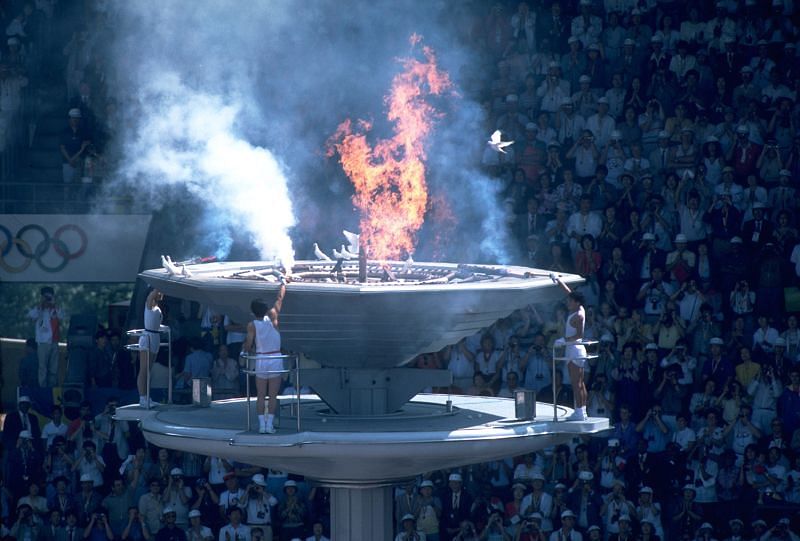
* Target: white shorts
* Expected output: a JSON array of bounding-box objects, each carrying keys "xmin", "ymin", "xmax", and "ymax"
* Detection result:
[
  {"xmin": 138, "ymin": 332, "xmax": 160, "ymax": 354},
  {"xmin": 255, "ymin": 356, "xmax": 284, "ymax": 380},
  {"xmin": 565, "ymin": 344, "xmax": 587, "ymax": 368}
]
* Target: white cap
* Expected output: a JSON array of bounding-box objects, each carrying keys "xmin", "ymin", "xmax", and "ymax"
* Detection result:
[
  {"xmin": 639, "ymin": 486, "xmax": 653, "ymax": 494},
  {"xmin": 737, "ymin": 124, "xmax": 750, "ymax": 134},
  {"xmin": 642, "ymin": 232, "xmax": 656, "ymax": 241},
  {"xmin": 588, "ymin": 525, "xmax": 601, "ymax": 532},
  {"xmin": 683, "ymin": 484, "xmax": 697, "ymax": 492},
  {"xmin": 658, "ymin": 130, "xmax": 670, "ymax": 138},
  {"xmin": 419, "ymin": 480, "xmax": 434, "ymax": 489},
  {"xmin": 68, "ymin": 108, "xmax": 82, "ymax": 118},
  {"xmin": 579, "ymin": 74, "xmax": 591, "ymax": 83},
  {"xmin": 578, "ymin": 471, "xmax": 594, "ymax": 481},
  {"xmin": 561, "ymin": 510, "xmax": 576, "ymax": 518},
  {"xmin": 753, "ymin": 202, "xmax": 767, "ymax": 210},
  {"xmin": 531, "ymin": 472, "xmax": 546, "ymax": 481},
  {"xmin": 645, "ymin": 343, "xmax": 658, "ymax": 351},
  {"xmin": 401, "ymin": 513, "xmax": 416, "ymax": 522},
  {"xmin": 554, "ymin": 483, "xmax": 567, "ymax": 490},
  {"xmin": 512, "ymin": 482, "xmax": 527, "ymax": 491},
  {"xmin": 597, "ymin": 96, "xmax": 609, "ymax": 104},
  {"xmin": 18, "ymin": 395, "xmax": 31, "ymax": 403},
  {"xmin": 775, "ymin": 337, "xmax": 787, "ymax": 347},
  {"xmin": 651, "ymin": 35, "xmax": 663, "ymax": 43},
  {"xmin": 699, "ymin": 523, "xmax": 713, "ymax": 530},
  {"xmin": 162, "ymin": 506, "xmax": 176, "ymax": 516},
  {"xmin": 80, "ymin": 474, "xmax": 93, "ymax": 483},
  {"xmin": 283, "ymin": 480, "xmax": 297, "ymax": 489},
  {"xmin": 252, "ymin": 473, "xmax": 266, "ymax": 486},
  {"xmin": 188, "ymin": 510, "xmax": 202, "ymax": 519},
  {"xmin": 611, "ymin": 129, "xmax": 622, "ymax": 139},
  {"xmin": 710, "ymin": 337, "xmax": 724, "ymax": 345},
  {"xmin": 730, "ymin": 236, "xmax": 743, "ymax": 244},
  {"xmin": 170, "ymin": 467, "xmax": 183, "ymax": 476},
  {"xmin": 560, "ymin": 97, "xmax": 574, "ymax": 106},
  {"xmin": 675, "ymin": 234, "xmax": 688, "ymax": 243},
  {"xmin": 525, "ymin": 122, "xmax": 538, "ymax": 131},
  {"xmin": 448, "ymin": 473, "xmax": 462, "ymax": 482},
  {"xmin": 619, "ymin": 515, "xmax": 632, "ymax": 522}
]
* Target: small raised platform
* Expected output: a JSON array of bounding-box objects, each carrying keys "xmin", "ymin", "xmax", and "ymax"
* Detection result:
[{"xmin": 118, "ymin": 394, "xmax": 609, "ymax": 485}]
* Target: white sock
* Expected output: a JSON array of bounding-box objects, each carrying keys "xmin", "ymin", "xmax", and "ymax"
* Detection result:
[
  {"xmin": 582, "ymin": 406, "xmax": 587, "ymax": 415},
  {"xmin": 267, "ymin": 414, "xmax": 275, "ymax": 428},
  {"xmin": 258, "ymin": 414, "xmax": 266, "ymax": 428}
]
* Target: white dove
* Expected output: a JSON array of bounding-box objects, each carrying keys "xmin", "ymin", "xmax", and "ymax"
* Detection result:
[
  {"xmin": 342, "ymin": 230, "xmax": 360, "ymax": 253},
  {"xmin": 340, "ymin": 244, "xmax": 358, "ymax": 260},
  {"xmin": 180, "ymin": 264, "xmax": 193, "ymax": 278},
  {"xmin": 403, "ymin": 254, "xmax": 414, "ymax": 273},
  {"xmin": 487, "ymin": 130, "xmax": 514, "ymax": 154},
  {"xmin": 332, "ymin": 247, "xmax": 346, "ymax": 259},
  {"xmin": 313, "ymin": 242, "xmax": 332, "ymax": 261},
  {"xmin": 161, "ymin": 255, "xmax": 180, "ymax": 275}
]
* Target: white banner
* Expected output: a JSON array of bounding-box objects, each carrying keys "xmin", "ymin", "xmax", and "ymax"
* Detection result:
[{"xmin": 0, "ymin": 214, "xmax": 152, "ymax": 282}]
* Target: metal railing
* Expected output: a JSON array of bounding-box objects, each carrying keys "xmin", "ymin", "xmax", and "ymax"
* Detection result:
[
  {"xmin": 551, "ymin": 339, "xmax": 599, "ymax": 422},
  {"xmin": 125, "ymin": 325, "xmax": 173, "ymax": 408},
  {"xmin": 240, "ymin": 353, "xmax": 301, "ymax": 433}
]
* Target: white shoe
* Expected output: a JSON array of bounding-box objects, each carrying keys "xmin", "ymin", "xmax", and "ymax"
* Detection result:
[
  {"xmin": 565, "ymin": 409, "xmax": 587, "ymax": 421},
  {"xmin": 260, "ymin": 425, "xmax": 276, "ymax": 434},
  {"xmin": 139, "ymin": 397, "xmax": 159, "ymax": 408}
]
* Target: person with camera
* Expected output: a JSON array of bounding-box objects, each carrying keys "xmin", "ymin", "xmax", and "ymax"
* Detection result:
[
  {"xmin": 122, "ymin": 506, "xmax": 151, "ymax": 541},
  {"xmin": 241, "ymin": 474, "xmax": 277, "ymax": 539},
  {"xmin": 96, "ymin": 398, "xmax": 128, "ymax": 477},
  {"xmin": 548, "ymin": 510, "xmax": 581, "ymax": 541},
  {"xmin": 279, "ymin": 480, "xmax": 306, "ymax": 540},
  {"xmin": 83, "ymin": 507, "xmax": 115, "ymax": 541},
  {"xmin": 478, "ymin": 510, "xmax": 510, "ymax": 541},
  {"xmin": 163, "ymin": 468, "xmax": 192, "ymax": 529},
  {"xmin": 395, "ymin": 513, "xmax": 427, "ymax": 541},
  {"xmin": 139, "ymin": 479, "xmax": 164, "ymax": 535},
  {"xmin": 600, "ymin": 480, "xmax": 635, "ymax": 538},
  {"xmin": 11, "ymin": 503, "xmax": 42, "ymax": 541},
  {"xmin": 635, "ymin": 405, "xmax": 670, "ymax": 454},
  {"xmin": 519, "ymin": 473, "xmax": 553, "ymax": 535},
  {"xmin": 27, "ymin": 285, "xmax": 65, "ymax": 387},
  {"xmin": 512, "ymin": 513, "xmax": 545, "ymax": 541},
  {"xmin": 72, "ymin": 441, "xmax": 105, "ymax": 489},
  {"xmin": 189, "ymin": 478, "xmax": 220, "ymax": 532},
  {"xmin": 566, "ymin": 471, "xmax": 602, "ymax": 532},
  {"xmin": 451, "ymin": 520, "xmax": 480, "ymax": 541}
]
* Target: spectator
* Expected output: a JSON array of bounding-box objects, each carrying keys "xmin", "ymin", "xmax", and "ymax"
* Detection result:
[{"xmin": 27, "ymin": 286, "xmax": 64, "ymax": 387}]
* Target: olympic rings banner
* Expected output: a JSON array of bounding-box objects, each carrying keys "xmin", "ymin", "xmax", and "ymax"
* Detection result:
[{"xmin": 0, "ymin": 214, "xmax": 152, "ymax": 282}]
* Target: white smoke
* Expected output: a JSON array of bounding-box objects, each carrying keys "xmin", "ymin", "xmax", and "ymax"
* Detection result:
[{"xmin": 118, "ymin": 76, "xmax": 295, "ymax": 265}]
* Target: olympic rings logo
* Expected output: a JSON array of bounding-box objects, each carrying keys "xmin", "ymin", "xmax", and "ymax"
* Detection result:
[{"xmin": 0, "ymin": 224, "xmax": 88, "ymax": 273}]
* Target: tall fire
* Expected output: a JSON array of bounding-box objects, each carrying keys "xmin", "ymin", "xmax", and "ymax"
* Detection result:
[{"xmin": 327, "ymin": 34, "xmax": 454, "ymax": 261}]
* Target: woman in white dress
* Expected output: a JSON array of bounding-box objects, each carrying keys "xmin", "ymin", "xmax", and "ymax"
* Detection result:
[
  {"xmin": 138, "ymin": 289, "xmax": 163, "ymax": 407},
  {"xmin": 242, "ymin": 280, "xmax": 287, "ymax": 434},
  {"xmin": 551, "ymin": 274, "xmax": 589, "ymax": 421}
]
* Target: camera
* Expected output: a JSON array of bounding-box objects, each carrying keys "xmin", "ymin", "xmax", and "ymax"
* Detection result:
[{"xmin": 195, "ymin": 478, "xmax": 207, "ymax": 488}]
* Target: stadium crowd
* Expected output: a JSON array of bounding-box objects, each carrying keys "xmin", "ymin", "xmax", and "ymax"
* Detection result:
[{"xmin": 4, "ymin": 0, "xmax": 800, "ymax": 540}]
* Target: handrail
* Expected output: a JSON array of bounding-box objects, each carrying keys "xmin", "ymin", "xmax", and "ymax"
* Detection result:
[
  {"xmin": 239, "ymin": 353, "xmax": 301, "ymax": 434},
  {"xmin": 551, "ymin": 339, "xmax": 599, "ymax": 422},
  {"xmin": 125, "ymin": 325, "xmax": 172, "ymax": 409}
]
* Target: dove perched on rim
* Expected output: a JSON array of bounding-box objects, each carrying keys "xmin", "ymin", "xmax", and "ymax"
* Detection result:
[
  {"xmin": 313, "ymin": 243, "xmax": 332, "ymax": 261},
  {"xmin": 487, "ymin": 130, "xmax": 514, "ymax": 154}
]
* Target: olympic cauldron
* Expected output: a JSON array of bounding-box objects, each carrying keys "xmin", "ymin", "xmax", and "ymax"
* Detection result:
[{"xmin": 124, "ymin": 259, "xmax": 609, "ymax": 539}]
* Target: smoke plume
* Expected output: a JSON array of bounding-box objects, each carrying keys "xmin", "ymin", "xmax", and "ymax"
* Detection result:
[{"xmin": 103, "ymin": 0, "xmax": 515, "ymax": 265}]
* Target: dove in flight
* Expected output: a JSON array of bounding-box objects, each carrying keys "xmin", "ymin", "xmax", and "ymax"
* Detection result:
[
  {"xmin": 314, "ymin": 242, "xmax": 332, "ymax": 261},
  {"xmin": 488, "ymin": 130, "xmax": 514, "ymax": 154}
]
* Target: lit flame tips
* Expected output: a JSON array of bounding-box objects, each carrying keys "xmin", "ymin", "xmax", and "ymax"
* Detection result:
[{"xmin": 327, "ymin": 35, "xmax": 453, "ymax": 260}]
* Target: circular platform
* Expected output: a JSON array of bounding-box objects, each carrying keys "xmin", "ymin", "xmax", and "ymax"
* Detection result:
[{"xmin": 119, "ymin": 394, "xmax": 609, "ymax": 485}]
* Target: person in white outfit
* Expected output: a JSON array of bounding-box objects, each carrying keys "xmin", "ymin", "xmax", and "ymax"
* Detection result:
[
  {"xmin": 243, "ymin": 280, "xmax": 287, "ymax": 434},
  {"xmin": 138, "ymin": 289, "xmax": 163, "ymax": 407},
  {"xmin": 552, "ymin": 274, "xmax": 589, "ymax": 421}
]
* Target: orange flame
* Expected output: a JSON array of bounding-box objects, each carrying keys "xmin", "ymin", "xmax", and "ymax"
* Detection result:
[{"xmin": 327, "ymin": 34, "xmax": 454, "ymax": 260}]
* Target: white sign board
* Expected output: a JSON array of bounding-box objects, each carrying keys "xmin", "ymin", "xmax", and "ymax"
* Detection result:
[{"xmin": 0, "ymin": 214, "xmax": 152, "ymax": 282}]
